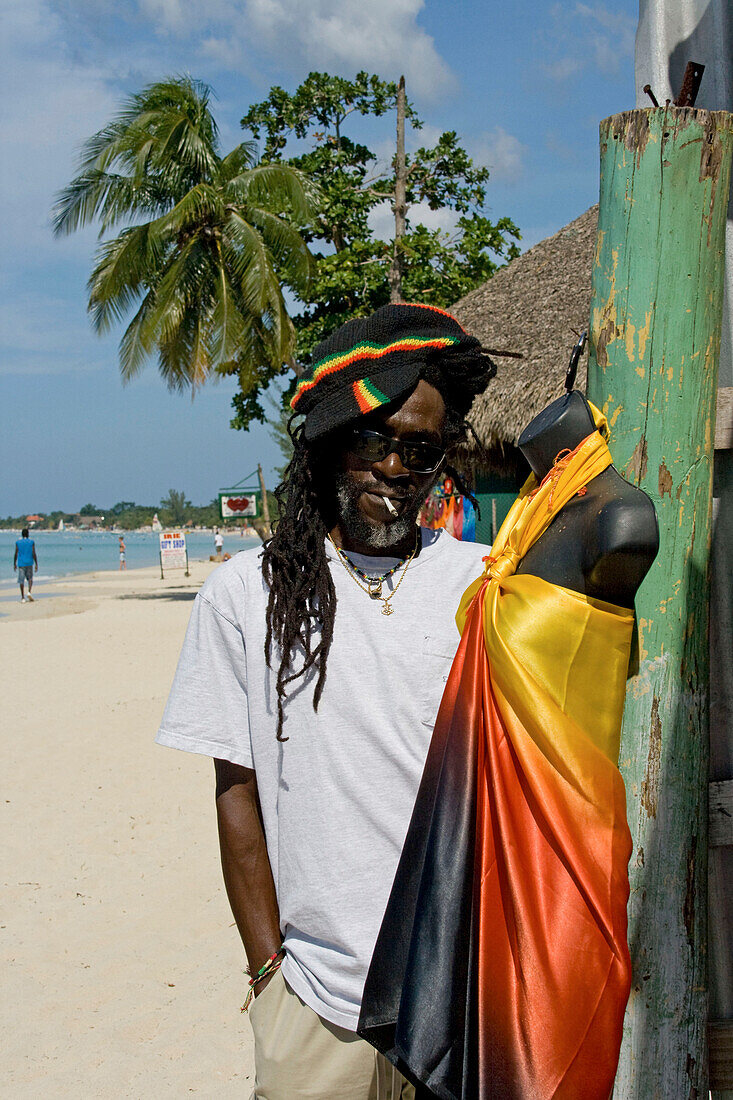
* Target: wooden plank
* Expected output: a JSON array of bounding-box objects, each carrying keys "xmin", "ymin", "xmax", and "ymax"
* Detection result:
[
  {"xmin": 710, "ymin": 1021, "xmax": 733, "ymax": 1090},
  {"xmin": 587, "ymin": 106, "xmax": 733, "ymax": 1100},
  {"xmin": 710, "ymin": 780, "xmax": 733, "ymax": 847},
  {"xmin": 716, "ymin": 387, "xmax": 733, "ymax": 450}
]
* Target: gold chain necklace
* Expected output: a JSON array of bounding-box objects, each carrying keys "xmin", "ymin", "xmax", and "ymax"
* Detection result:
[{"xmin": 327, "ymin": 535, "xmax": 418, "ymax": 616}]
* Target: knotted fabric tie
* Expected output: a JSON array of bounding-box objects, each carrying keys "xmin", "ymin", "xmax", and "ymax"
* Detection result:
[{"xmin": 483, "ymin": 548, "xmax": 521, "ymax": 583}]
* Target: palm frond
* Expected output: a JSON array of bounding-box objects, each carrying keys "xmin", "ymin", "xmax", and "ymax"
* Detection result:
[
  {"xmin": 219, "ymin": 142, "xmax": 259, "ymax": 182},
  {"xmin": 157, "ymin": 303, "xmax": 212, "ymax": 391},
  {"xmin": 223, "ymin": 214, "xmax": 277, "ymax": 315},
  {"xmin": 52, "ymin": 171, "xmax": 170, "ymax": 237},
  {"xmin": 140, "ymin": 238, "xmax": 215, "ymax": 349},
  {"xmin": 87, "ymin": 223, "xmax": 167, "ymax": 332},
  {"xmin": 244, "ymin": 206, "xmax": 313, "ymax": 295},
  {"xmin": 154, "ymin": 183, "xmax": 223, "ymax": 238},
  {"xmin": 118, "ymin": 292, "xmax": 158, "ymax": 383},
  {"xmin": 209, "ymin": 256, "xmax": 248, "ymax": 365},
  {"xmin": 227, "ymin": 163, "xmax": 316, "ymax": 224}
]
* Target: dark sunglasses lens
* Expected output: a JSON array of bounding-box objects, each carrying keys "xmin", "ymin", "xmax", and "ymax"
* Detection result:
[
  {"xmin": 349, "ymin": 429, "xmax": 443, "ymax": 472},
  {"xmin": 401, "ymin": 442, "xmax": 443, "ymax": 472},
  {"xmin": 350, "ymin": 431, "xmax": 389, "ymax": 462}
]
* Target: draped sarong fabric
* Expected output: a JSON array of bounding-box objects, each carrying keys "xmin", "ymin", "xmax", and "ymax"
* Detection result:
[{"xmin": 358, "ymin": 425, "xmax": 635, "ymax": 1100}]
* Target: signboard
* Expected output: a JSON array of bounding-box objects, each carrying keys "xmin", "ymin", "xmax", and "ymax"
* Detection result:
[
  {"xmin": 219, "ymin": 490, "xmax": 259, "ymax": 520},
  {"xmin": 159, "ymin": 530, "xmax": 188, "ymax": 576}
]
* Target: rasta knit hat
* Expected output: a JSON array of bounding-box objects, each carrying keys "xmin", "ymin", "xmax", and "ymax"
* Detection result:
[{"xmin": 291, "ymin": 302, "xmax": 495, "ymax": 441}]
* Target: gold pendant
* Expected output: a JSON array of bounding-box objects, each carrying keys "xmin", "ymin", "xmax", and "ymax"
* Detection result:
[
  {"xmin": 368, "ymin": 578, "xmax": 383, "ymax": 599},
  {"xmin": 381, "ymin": 601, "xmax": 394, "ymax": 616}
]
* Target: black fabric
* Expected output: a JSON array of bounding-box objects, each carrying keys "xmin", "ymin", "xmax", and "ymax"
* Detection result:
[{"xmin": 291, "ymin": 303, "xmax": 494, "ymax": 441}]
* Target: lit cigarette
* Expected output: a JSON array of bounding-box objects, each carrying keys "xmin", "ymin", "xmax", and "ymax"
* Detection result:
[{"xmin": 383, "ymin": 496, "xmax": 398, "ymax": 516}]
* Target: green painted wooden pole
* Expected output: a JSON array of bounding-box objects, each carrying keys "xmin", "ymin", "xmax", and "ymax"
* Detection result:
[{"xmin": 587, "ymin": 107, "xmax": 733, "ymax": 1099}]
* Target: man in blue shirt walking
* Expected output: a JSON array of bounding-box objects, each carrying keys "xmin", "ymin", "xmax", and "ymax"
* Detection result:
[{"xmin": 13, "ymin": 528, "xmax": 38, "ymax": 602}]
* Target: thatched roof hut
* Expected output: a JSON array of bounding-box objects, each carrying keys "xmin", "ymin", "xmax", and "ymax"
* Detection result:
[{"xmin": 451, "ymin": 205, "xmax": 598, "ymax": 478}]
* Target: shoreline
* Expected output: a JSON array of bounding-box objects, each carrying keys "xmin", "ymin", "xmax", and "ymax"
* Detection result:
[
  {"xmin": 0, "ymin": 552, "xmax": 244, "ymax": 587},
  {"xmin": 0, "ymin": 560, "xmax": 219, "ymax": 623}
]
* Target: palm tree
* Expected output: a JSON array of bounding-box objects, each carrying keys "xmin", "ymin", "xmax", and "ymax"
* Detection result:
[{"xmin": 53, "ymin": 77, "xmax": 315, "ymax": 393}]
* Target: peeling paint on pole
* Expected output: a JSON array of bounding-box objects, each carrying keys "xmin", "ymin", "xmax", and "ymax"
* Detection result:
[{"xmin": 587, "ymin": 106, "xmax": 733, "ymax": 1099}]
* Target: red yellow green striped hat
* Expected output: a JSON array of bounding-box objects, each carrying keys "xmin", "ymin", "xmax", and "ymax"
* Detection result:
[{"xmin": 292, "ymin": 302, "xmax": 488, "ymax": 440}]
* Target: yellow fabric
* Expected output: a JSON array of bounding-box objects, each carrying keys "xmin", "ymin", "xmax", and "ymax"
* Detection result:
[{"xmin": 456, "ymin": 415, "xmax": 634, "ymax": 768}]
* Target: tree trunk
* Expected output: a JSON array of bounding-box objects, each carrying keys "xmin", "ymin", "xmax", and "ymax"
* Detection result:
[
  {"xmin": 388, "ymin": 76, "xmax": 407, "ymax": 304},
  {"xmin": 257, "ymin": 463, "xmax": 271, "ymax": 537},
  {"xmin": 586, "ymin": 106, "xmax": 733, "ymax": 1099}
]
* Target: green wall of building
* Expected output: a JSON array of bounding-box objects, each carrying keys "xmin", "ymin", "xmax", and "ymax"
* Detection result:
[{"xmin": 473, "ymin": 471, "xmax": 524, "ymax": 546}]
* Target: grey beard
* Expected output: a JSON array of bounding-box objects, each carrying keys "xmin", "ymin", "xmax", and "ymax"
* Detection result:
[{"xmin": 334, "ymin": 477, "xmax": 422, "ymax": 553}]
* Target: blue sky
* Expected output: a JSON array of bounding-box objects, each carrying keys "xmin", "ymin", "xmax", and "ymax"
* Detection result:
[{"xmin": 0, "ymin": 0, "xmax": 638, "ymax": 515}]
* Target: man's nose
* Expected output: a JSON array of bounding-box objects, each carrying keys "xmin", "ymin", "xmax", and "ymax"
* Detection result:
[{"xmin": 373, "ymin": 449, "xmax": 410, "ymax": 479}]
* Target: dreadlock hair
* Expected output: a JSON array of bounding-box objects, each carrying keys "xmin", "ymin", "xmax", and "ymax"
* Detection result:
[
  {"xmin": 262, "ymin": 417, "xmax": 334, "ymax": 740},
  {"xmin": 261, "ymin": 347, "xmax": 496, "ymax": 740}
]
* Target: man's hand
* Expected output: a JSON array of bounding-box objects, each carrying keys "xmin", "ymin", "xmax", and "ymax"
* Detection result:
[{"xmin": 214, "ymin": 760, "xmax": 282, "ymax": 993}]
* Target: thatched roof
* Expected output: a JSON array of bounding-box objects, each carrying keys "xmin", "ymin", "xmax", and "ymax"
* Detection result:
[{"xmin": 452, "ymin": 206, "xmax": 598, "ymax": 468}]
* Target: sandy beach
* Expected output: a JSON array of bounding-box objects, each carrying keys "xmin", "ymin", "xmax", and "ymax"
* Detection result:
[{"xmin": 1, "ymin": 563, "xmax": 256, "ymax": 1097}]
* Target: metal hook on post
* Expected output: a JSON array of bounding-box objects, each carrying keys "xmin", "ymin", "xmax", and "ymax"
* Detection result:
[{"xmin": 564, "ymin": 331, "xmax": 587, "ymax": 393}]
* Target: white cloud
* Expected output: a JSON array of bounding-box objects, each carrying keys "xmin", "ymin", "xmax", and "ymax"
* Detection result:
[
  {"xmin": 123, "ymin": 0, "xmax": 454, "ymax": 98},
  {"xmin": 253, "ymin": 0, "xmax": 455, "ymax": 99},
  {"xmin": 409, "ymin": 202, "xmax": 460, "ymax": 234},
  {"xmin": 575, "ymin": 3, "xmax": 636, "ymax": 60},
  {"xmin": 543, "ymin": 57, "xmax": 584, "ymax": 82},
  {"xmin": 368, "ymin": 201, "xmax": 395, "ymax": 241},
  {"xmin": 0, "ymin": 0, "xmax": 136, "ymax": 378},
  {"xmin": 541, "ymin": 2, "xmax": 635, "ymax": 81},
  {"xmin": 471, "ymin": 127, "xmax": 527, "ymax": 183},
  {"xmin": 0, "ymin": 1, "xmax": 120, "ymax": 253},
  {"xmin": 368, "ymin": 199, "xmax": 459, "ymax": 242}
]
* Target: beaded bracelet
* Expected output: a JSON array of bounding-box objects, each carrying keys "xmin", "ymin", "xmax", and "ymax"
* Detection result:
[{"xmin": 240, "ymin": 948, "xmax": 285, "ymax": 1013}]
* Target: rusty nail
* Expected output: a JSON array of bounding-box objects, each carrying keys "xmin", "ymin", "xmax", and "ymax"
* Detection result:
[
  {"xmin": 674, "ymin": 61, "xmax": 705, "ymax": 107},
  {"xmin": 643, "ymin": 84, "xmax": 659, "ymax": 108}
]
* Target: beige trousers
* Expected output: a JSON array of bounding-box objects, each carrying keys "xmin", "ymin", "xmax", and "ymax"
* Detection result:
[{"xmin": 248, "ymin": 968, "xmax": 415, "ymax": 1100}]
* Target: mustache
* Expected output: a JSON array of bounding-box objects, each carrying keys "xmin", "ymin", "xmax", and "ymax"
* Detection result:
[{"xmin": 361, "ymin": 484, "xmax": 414, "ymax": 500}]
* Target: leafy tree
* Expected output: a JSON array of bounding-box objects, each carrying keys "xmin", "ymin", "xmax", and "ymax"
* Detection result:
[
  {"xmin": 110, "ymin": 501, "xmax": 137, "ymax": 516},
  {"xmin": 160, "ymin": 488, "xmax": 191, "ymax": 526},
  {"xmin": 117, "ymin": 507, "xmax": 157, "ymax": 530},
  {"xmin": 53, "ymin": 77, "xmax": 316, "ymax": 419},
  {"xmin": 80, "ymin": 503, "xmax": 99, "ymax": 515},
  {"xmin": 239, "ymin": 70, "xmax": 521, "ymax": 422}
]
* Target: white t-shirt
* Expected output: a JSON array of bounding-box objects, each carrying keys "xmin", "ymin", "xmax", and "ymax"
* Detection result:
[{"xmin": 156, "ymin": 528, "xmax": 488, "ymax": 1029}]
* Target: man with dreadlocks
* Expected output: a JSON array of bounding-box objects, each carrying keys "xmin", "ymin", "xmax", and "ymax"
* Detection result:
[{"xmin": 157, "ymin": 303, "xmax": 496, "ymax": 1099}]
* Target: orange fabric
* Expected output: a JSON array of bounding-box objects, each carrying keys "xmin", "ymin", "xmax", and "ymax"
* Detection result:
[{"xmin": 458, "ymin": 420, "xmax": 633, "ymax": 1098}]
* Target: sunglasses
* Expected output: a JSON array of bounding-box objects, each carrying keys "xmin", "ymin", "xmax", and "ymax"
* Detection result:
[{"xmin": 346, "ymin": 427, "xmax": 445, "ymax": 474}]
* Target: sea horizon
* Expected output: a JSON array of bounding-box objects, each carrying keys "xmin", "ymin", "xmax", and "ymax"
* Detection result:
[{"xmin": 0, "ymin": 528, "xmax": 261, "ymax": 587}]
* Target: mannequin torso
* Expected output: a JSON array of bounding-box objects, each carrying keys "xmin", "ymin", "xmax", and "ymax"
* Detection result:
[{"xmin": 515, "ymin": 392, "xmax": 659, "ymax": 608}]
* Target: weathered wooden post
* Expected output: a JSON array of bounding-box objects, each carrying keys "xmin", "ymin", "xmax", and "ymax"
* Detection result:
[{"xmin": 586, "ymin": 107, "xmax": 733, "ymax": 1098}]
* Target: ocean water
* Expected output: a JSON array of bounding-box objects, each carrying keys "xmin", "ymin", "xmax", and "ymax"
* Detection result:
[{"xmin": 0, "ymin": 528, "xmax": 261, "ymax": 587}]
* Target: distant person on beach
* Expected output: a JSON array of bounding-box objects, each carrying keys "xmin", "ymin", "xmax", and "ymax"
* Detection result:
[
  {"xmin": 13, "ymin": 528, "xmax": 38, "ymax": 603},
  {"xmin": 157, "ymin": 305, "xmax": 494, "ymax": 1098},
  {"xmin": 118, "ymin": 536, "xmax": 127, "ymax": 571},
  {"xmin": 214, "ymin": 527, "xmax": 223, "ymax": 556}
]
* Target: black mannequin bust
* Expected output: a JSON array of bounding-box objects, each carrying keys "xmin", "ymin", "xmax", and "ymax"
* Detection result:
[{"xmin": 515, "ymin": 391, "xmax": 659, "ymax": 608}]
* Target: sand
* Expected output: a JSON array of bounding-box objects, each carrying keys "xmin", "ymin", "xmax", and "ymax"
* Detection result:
[{"xmin": 1, "ymin": 563, "xmax": 256, "ymax": 1097}]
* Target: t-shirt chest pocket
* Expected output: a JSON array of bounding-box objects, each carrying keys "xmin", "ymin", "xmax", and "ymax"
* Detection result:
[{"xmin": 420, "ymin": 633, "xmax": 459, "ymax": 729}]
